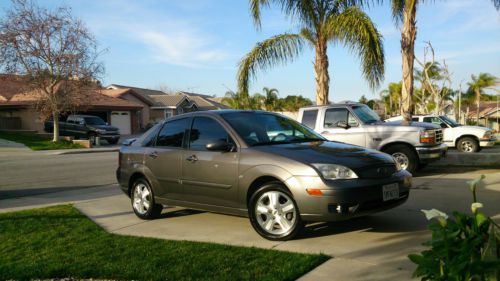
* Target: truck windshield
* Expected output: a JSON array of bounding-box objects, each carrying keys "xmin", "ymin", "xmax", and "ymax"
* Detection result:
[
  {"xmin": 221, "ymin": 112, "xmax": 325, "ymax": 146},
  {"xmin": 351, "ymin": 105, "xmax": 380, "ymax": 124},
  {"xmin": 84, "ymin": 117, "xmax": 106, "ymax": 125},
  {"xmin": 440, "ymin": 115, "xmax": 460, "ymax": 128}
]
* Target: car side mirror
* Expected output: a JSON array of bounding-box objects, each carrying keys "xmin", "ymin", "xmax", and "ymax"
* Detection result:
[
  {"xmin": 440, "ymin": 123, "xmax": 447, "ymax": 128},
  {"xmin": 336, "ymin": 121, "xmax": 350, "ymax": 129},
  {"xmin": 206, "ymin": 140, "xmax": 233, "ymax": 152},
  {"xmin": 105, "ymin": 122, "xmax": 109, "ymax": 126}
]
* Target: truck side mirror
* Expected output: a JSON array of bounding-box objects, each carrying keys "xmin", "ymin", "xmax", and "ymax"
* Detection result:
[{"xmin": 337, "ymin": 121, "xmax": 350, "ymax": 129}]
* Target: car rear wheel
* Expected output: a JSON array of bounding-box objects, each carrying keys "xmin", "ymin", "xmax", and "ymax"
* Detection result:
[
  {"xmin": 384, "ymin": 144, "xmax": 418, "ymax": 173},
  {"xmin": 248, "ymin": 182, "xmax": 303, "ymax": 241},
  {"xmin": 131, "ymin": 178, "xmax": 162, "ymax": 219},
  {"xmin": 457, "ymin": 137, "xmax": 479, "ymax": 153},
  {"xmin": 88, "ymin": 133, "xmax": 97, "ymax": 145}
]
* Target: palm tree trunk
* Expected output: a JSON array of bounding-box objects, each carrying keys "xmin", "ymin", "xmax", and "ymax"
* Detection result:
[
  {"xmin": 400, "ymin": 1, "xmax": 417, "ymax": 122},
  {"xmin": 314, "ymin": 39, "xmax": 329, "ymax": 105}
]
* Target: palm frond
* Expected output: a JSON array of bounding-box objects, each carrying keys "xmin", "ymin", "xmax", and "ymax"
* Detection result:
[
  {"xmin": 299, "ymin": 27, "xmax": 316, "ymax": 44},
  {"xmin": 237, "ymin": 33, "xmax": 304, "ymax": 94},
  {"xmin": 250, "ymin": 0, "xmax": 270, "ymax": 29},
  {"xmin": 327, "ymin": 6, "xmax": 385, "ymax": 89},
  {"xmin": 391, "ymin": 0, "xmax": 405, "ymax": 24}
]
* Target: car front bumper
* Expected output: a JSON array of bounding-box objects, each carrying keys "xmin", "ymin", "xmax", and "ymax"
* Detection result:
[
  {"xmin": 480, "ymin": 136, "xmax": 497, "ymax": 147},
  {"xmin": 415, "ymin": 143, "xmax": 448, "ymax": 162},
  {"xmin": 285, "ymin": 170, "xmax": 412, "ymax": 222}
]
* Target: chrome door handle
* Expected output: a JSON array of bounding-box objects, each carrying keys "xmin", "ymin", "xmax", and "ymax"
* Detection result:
[
  {"xmin": 186, "ymin": 155, "xmax": 198, "ymax": 162},
  {"xmin": 148, "ymin": 151, "xmax": 158, "ymax": 159}
]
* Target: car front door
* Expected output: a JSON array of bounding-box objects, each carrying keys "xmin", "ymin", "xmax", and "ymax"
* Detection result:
[
  {"xmin": 145, "ymin": 117, "xmax": 190, "ymax": 200},
  {"xmin": 320, "ymin": 108, "xmax": 366, "ymax": 147},
  {"xmin": 181, "ymin": 116, "xmax": 239, "ymax": 207}
]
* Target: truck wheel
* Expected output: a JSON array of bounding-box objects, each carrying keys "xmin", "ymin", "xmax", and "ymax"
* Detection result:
[
  {"xmin": 457, "ymin": 137, "xmax": 479, "ymax": 153},
  {"xmin": 384, "ymin": 145, "xmax": 418, "ymax": 173},
  {"xmin": 88, "ymin": 133, "xmax": 97, "ymax": 145}
]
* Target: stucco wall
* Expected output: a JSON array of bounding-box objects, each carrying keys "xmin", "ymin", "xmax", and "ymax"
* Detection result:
[
  {"xmin": 0, "ymin": 109, "xmax": 44, "ymax": 132},
  {"xmin": 121, "ymin": 93, "xmax": 149, "ymax": 129}
]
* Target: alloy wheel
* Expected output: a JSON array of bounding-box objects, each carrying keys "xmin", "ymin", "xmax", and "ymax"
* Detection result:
[
  {"xmin": 392, "ymin": 152, "xmax": 409, "ymax": 170},
  {"xmin": 255, "ymin": 190, "xmax": 296, "ymax": 235},
  {"xmin": 133, "ymin": 183, "xmax": 151, "ymax": 215}
]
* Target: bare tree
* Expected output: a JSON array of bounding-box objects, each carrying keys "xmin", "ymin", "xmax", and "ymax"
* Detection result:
[{"xmin": 0, "ymin": 0, "xmax": 104, "ymax": 142}]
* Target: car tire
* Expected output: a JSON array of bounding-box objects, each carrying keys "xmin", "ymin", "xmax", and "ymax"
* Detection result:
[
  {"xmin": 384, "ymin": 144, "xmax": 418, "ymax": 173},
  {"xmin": 417, "ymin": 163, "xmax": 428, "ymax": 171},
  {"xmin": 248, "ymin": 182, "xmax": 304, "ymax": 241},
  {"xmin": 457, "ymin": 137, "xmax": 479, "ymax": 153},
  {"xmin": 131, "ymin": 178, "xmax": 163, "ymax": 220}
]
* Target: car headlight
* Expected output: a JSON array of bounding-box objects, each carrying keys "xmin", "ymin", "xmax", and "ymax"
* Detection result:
[
  {"xmin": 311, "ymin": 164, "xmax": 358, "ymax": 180},
  {"xmin": 420, "ymin": 130, "xmax": 436, "ymax": 144},
  {"xmin": 483, "ymin": 131, "xmax": 492, "ymax": 139}
]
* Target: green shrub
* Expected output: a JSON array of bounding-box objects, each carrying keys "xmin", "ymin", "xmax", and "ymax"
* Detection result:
[{"xmin": 409, "ymin": 175, "xmax": 500, "ymax": 281}]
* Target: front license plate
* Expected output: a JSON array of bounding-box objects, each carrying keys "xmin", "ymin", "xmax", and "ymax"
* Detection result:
[{"xmin": 382, "ymin": 183, "xmax": 399, "ymax": 201}]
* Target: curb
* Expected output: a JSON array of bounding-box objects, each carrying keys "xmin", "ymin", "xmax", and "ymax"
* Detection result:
[
  {"xmin": 50, "ymin": 147, "xmax": 119, "ymax": 155},
  {"xmin": 430, "ymin": 152, "xmax": 500, "ymax": 167}
]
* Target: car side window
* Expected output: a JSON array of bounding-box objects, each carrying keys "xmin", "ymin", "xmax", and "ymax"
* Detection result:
[
  {"xmin": 189, "ymin": 117, "xmax": 232, "ymax": 151},
  {"xmin": 412, "ymin": 118, "xmax": 419, "ymax": 121},
  {"xmin": 324, "ymin": 108, "xmax": 358, "ymax": 128},
  {"xmin": 423, "ymin": 117, "xmax": 445, "ymax": 126},
  {"xmin": 156, "ymin": 118, "xmax": 190, "ymax": 148},
  {"xmin": 302, "ymin": 109, "xmax": 318, "ymax": 129}
]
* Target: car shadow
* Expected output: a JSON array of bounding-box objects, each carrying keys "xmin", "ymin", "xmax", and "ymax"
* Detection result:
[{"xmin": 160, "ymin": 208, "xmax": 205, "ymax": 219}]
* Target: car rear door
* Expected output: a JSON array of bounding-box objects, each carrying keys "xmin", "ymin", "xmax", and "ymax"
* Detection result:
[
  {"xmin": 181, "ymin": 116, "xmax": 239, "ymax": 207},
  {"xmin": 145, "ymin": 117, "xmax": 191, "ymax": 200}
]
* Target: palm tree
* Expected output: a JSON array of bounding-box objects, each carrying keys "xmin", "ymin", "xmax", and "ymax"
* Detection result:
[
  {"xmin": 222, "ymin": 91, "xmax": 247, "ymax": 109},
  {"xmin": 467, "ymin": 73, "xmax": 498, "ymax": 124},
  {"xmin": 262, "ymin": 87, "xmax": 280, "ymax": 111},
  {"xmin": 388, "ymin": 0, "xmax": 500, "ymax": 121},
  {"xmin": 379, "ymin": 82, "xmax": 402, "ymax": 116},
  {"xmin": 239, "ymin": 0, "xmax": 385, "ymax": 105}
]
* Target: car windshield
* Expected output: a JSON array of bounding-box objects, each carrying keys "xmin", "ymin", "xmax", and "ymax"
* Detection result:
[
  {"xmin": 84, "ymin": 117, "xmax": 106, "ymax": 125},
  {"xmin": 351, "ymin": 105, "xmax": 380, "ymax": 124},
  {"xmin": 440, "ymin": 115, "xmax": 460, "ymax": 128},
  {"xmin": 221, "ymin": 112, "xmax": 325, "ymax": 146}
]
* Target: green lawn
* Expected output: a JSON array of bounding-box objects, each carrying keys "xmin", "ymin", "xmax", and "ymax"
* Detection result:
[
  {"xmin": 0, "ymin": 131, "xmax": 83, "ymax": 150},
  {"xmin": 0, "ymin": 205, "xmax": 329, "ymax": 281}
]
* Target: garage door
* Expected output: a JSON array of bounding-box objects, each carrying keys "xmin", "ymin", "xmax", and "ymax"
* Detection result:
[{"xmin": 111, "ymin": 111, "xmax": 131, "ymax": 135}]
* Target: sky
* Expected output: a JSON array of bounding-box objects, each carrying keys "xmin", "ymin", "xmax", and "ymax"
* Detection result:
[{"xmin": 0, "ymin": 0, "xmax": 499, "ymax": 102}]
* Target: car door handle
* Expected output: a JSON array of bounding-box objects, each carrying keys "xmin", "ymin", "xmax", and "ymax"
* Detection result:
[
  {"xmin": 148, "ymin": 151, "xmax": 158, "ymax": 159},
  {"xmin": 186, "ymin": 155, "xmax": 198, "ymax": 162}
]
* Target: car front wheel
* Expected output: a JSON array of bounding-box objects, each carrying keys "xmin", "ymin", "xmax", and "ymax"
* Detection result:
[
  {"xmin": 384, "ymin": 144, "xmax": 418, "ymax": 173},
  {"xmin": 248, "ymin": 182, "xmax": 303, "ymax": 241},
  {"xmin": 131, "ymin": 178, "xmax": 162, "ymax": 219}
]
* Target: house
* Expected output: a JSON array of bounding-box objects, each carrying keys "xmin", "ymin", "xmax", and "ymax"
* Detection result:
[
  {"xmin": 466, "ymin": 101, "xmax": 500, "ymax": 131},
  {"xmin": 0, "ymin": 74, "xmax": 144, "ymax": 135},
  {"xmin": 106, "ymin": 84, "xmax": 228, "ymax": 124}
]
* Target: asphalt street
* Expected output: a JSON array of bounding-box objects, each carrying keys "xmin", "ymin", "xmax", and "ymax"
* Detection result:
[{"xmin": 0, "ymin": 151, "xmax": 118, "ymax": 199}]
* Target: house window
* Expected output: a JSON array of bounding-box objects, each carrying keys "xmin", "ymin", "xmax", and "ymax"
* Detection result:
[{"xmin": 164, "ymin": 109, "xmax": 173, "ymax": 119}]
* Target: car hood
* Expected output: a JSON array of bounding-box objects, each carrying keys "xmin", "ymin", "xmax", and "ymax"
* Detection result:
[
  {"xmin": 252, "ymin": 141, "xmax": 395, "ymax": 169},
  {"xmin": 457, "ymin": 125, "xmax": 490, "ymax": 133},
  {"xmin": 382, "ymin": 120, "xmax": 440, "ymax": 130}
]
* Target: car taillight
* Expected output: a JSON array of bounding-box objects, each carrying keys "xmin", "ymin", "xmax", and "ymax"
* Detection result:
[{"xmin": 420, "ymin": 130, "xmax": 436, "ymax": 144}]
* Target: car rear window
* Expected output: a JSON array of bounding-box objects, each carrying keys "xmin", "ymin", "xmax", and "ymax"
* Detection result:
[{"xmin": 156, "ymin": 118, "xmax": 190, "ymax": 148}]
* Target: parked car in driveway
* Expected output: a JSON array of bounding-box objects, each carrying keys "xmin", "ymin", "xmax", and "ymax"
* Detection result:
[
  {"xmin": 117, "ymin": 110, "xmax": 412, "ymax": 240},
  {"xmin": 297, "ymin": 102, "xmax": 447, "ymax": 173},
  {"xmin": 385, "ymin": 115, "xmax": 497, "ymax": 153},
  {"xmin": 44, "ymin": 115, "xmax": 120, "ymax": 144}
]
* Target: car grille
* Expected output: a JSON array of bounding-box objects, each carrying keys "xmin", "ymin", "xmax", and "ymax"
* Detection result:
[
  {"xmin": 357, "ymin": 164, "xmax": 397, "ymax": 179},
  {"xmin": 435, "ymin": 129, "xmax": 443, "ymax": 144}
]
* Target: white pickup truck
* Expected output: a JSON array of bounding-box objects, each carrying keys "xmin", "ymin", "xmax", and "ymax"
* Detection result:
[
  {"xmin": 386, "ymin": 115, "xmax": 497, "ymax": 153},
  {"xmin": 297, "ymin": 103, "xmax": 447, "ymax": 173}
]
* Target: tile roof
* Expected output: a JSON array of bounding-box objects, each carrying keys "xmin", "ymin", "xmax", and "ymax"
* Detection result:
[
  {"xmin": 466, "ymin": 102, "xmax": 499, "ymax": 118},
  {"xmin": 108, "ymin": 84, "xmax": 166, "ymax": 96},
  {"xmin": 101, "ymin": 88, "xmax": 155, "ymax": 106},
  {"xmin": 0, "ymin": 75, "xmax": 143, "ymax": 109},
  {"xmin": 150, "ymin": 95, "xmax": 187, "ymax": 107}
]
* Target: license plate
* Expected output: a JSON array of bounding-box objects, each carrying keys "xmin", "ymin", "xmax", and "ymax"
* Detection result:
[{"xmin": 382, "ymin": 183, "xmax": 399, "ymax": 201}]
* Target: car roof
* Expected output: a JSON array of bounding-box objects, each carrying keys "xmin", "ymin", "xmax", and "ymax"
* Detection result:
[{"xmin": 300, "ymin": 102, "xmax": 365, "ymax": 109}]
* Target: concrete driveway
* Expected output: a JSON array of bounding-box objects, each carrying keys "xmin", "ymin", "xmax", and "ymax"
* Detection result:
[{"xmin": 2, "ymin": 166, "xmax": 499, "ymax": 281}]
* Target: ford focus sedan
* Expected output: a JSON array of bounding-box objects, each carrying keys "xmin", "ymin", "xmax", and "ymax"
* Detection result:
[{"xmin": 117, "ymin": 110, "xmax": 412, "ymax": 240}]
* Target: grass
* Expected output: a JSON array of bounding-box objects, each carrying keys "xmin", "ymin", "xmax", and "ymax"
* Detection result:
[
  {"xmin": 0, "ymin": 205, "xmax": 329, "ymax": 281},
  {"xmin": 0, "ymin": 131, "xmax": 83, "ymax": 150}
]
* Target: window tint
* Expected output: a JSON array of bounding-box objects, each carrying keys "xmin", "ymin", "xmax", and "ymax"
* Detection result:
[
  {"xmin": 412, "ymin": 117, "xmax": 419, "ymax": 121},
  {"xmin": 142, "ymin": 123, "xmax": 162, "ymax": 147},
  {"xmin": 324, "ymin": 108, "xmax": 358, "ymax": 128},
  {"xmin": 156, "ymin": 118, "xmax": 190, "ymax": 147},
  {"xmin": 302, "ymin": 110, "xmax": 318, "ymax": 129},
  {"xmin": 423, "ymin": 117, "xmax": 443, "ymax": 125},
  {"xmin": 189, "ymin": 117, "xmax": 232, "ymax": 151}
]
